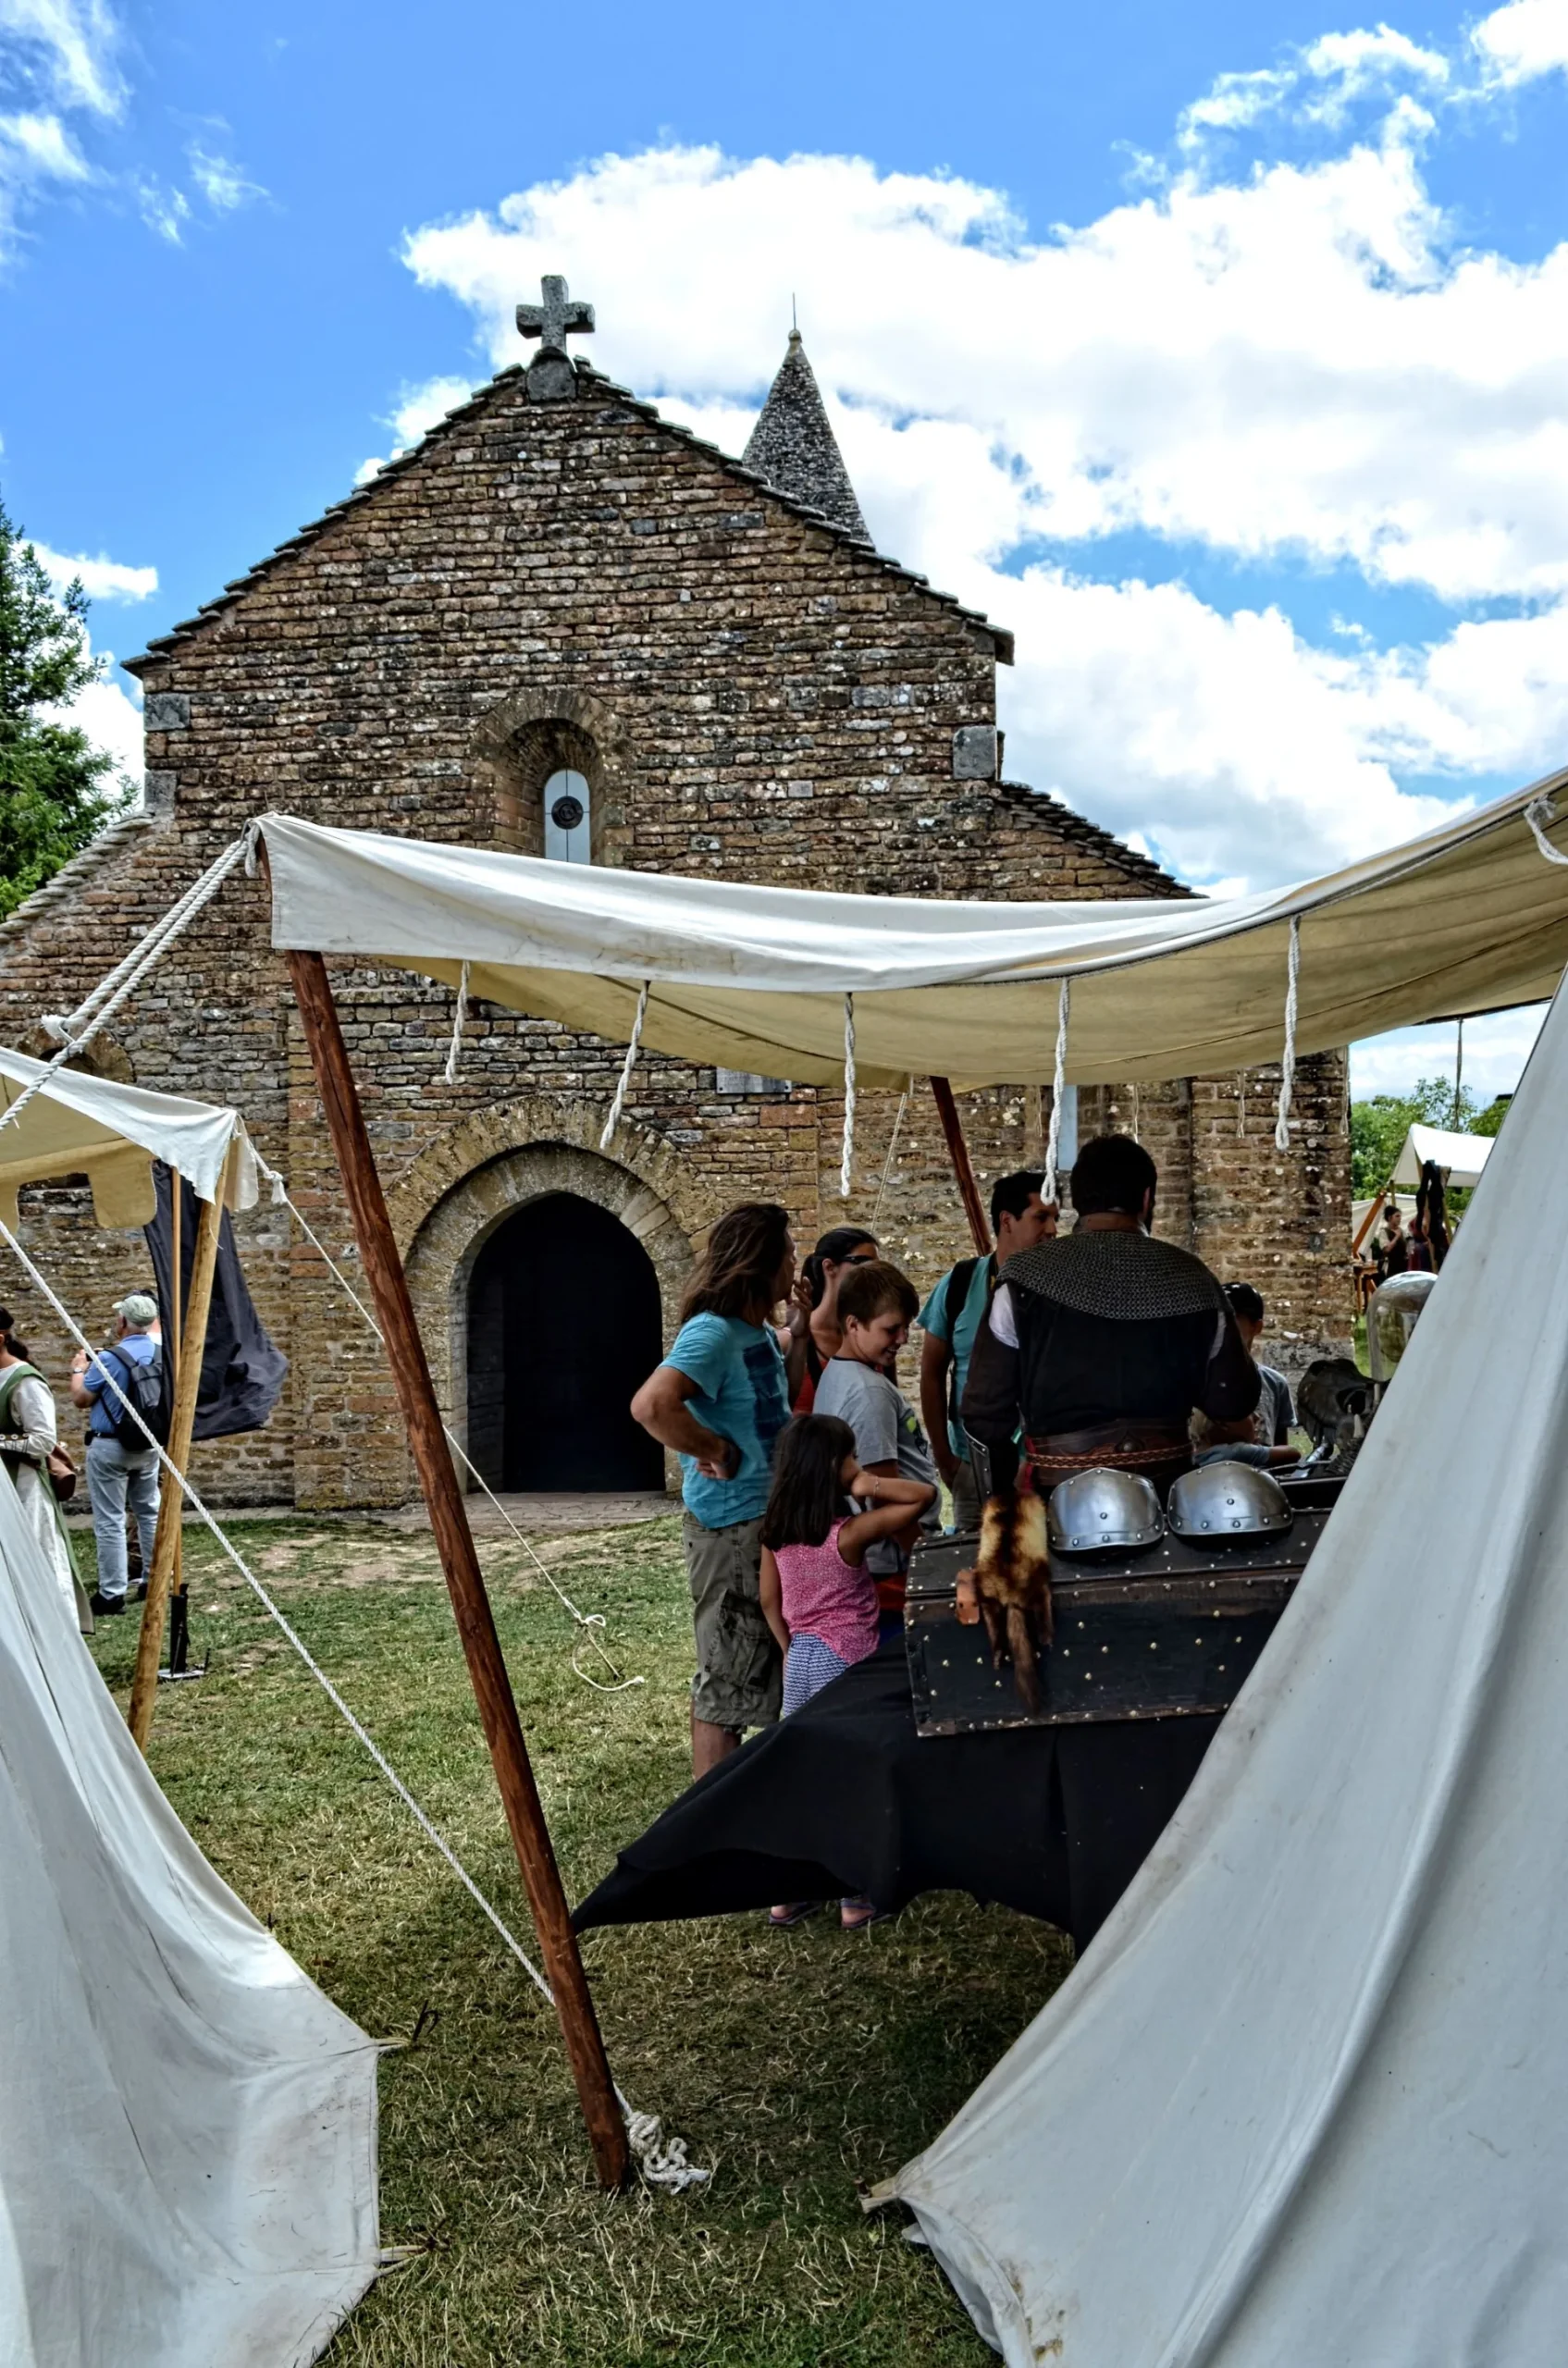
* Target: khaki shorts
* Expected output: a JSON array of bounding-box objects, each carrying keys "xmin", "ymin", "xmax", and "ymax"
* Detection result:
[{"xmin": 683, "ymin": 1509, "xmax": 782, "ymax": 1733}]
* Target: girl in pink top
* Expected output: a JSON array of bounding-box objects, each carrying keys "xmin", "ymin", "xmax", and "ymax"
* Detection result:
[{"xmin": 759, "ymin": 1414, "xmax": 937, "ymax": 1931}]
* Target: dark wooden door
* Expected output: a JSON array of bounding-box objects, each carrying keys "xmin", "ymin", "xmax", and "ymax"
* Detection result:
[{"xmin": 467, "ymin": 1191, "xmax": 665, "ymax": 1492}]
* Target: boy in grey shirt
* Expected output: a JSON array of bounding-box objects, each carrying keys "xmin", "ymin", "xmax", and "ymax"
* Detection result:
[{"xmin": 813, "ymin": 1261, "xmax": 937, "ymax": 1625}]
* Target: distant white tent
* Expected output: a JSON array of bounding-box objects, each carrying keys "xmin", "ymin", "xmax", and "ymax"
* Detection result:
[
  {"xmin": 0, "ymin": 1462, "xmax": 380, "ymax": 2366},
  {"xmin": 0, "ymin": 1045, "xmax": 260, "ymax": 1227},
  {"xmin": 1391, "ymin": 1119, "xmax": 1495, "ymax": 1190},
  {"xmin": 875, "ymin": 969, "xmax": 1568, "ymax": 2362}
]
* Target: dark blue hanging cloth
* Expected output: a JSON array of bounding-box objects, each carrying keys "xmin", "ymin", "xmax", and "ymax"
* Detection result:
[{"xmin": 144, "ymin": 1162, "xmax": 288, "ymax": 1438}]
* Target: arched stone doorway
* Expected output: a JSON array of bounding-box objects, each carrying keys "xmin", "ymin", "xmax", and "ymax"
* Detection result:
[
  {"xmin": 466, "ymin": 1191, "xmax": 663, "ymax": 1491},
  {"xmin": 396, "ymin": 1112, "xmax": 698, "ymax": 1497}
]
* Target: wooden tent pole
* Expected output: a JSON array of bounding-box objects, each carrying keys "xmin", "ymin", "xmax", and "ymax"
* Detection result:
[
  {"xmin": 1352, "ymin": 1180, "xmax": 1392, "ymax": 1260},
  {"xmin": 285, "ymin": 946, "xmax": 629, "ymax": 2190},
  {"xmin": 930, "ymin": 1077, "xmax": 992, "ymax": 1253},
  {"xmin": 130, "ymin": 1160, "xmax": 225, "ymax": 1751}
]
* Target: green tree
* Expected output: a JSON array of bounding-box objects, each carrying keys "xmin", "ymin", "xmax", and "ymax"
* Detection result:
[
  {"xmin": 0, "ymin": 496, "xmax": 130, "ymax": 922},
  {"xmin": 1350, "ymin": 1075, "xmax": 1488, "ymax": 1197}
]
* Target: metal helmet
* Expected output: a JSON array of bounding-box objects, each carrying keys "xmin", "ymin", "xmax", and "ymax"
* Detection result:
[
  {"xmin": 1366, "ymin": 1269, "xmax": 1438, "ymax": 1388},
  {"xmin": 1167, "ymin": 1462, "xmax": 1293, "ymax": 1544},
  {"xmin": 1046, "ymin": 1466, "xmax": 1165, "ymax": 1556}
]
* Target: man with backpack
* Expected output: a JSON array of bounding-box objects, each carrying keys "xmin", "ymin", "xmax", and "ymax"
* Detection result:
[
  {"xmin": 918, "ymin": 1171, "xmax": 1056, "ymax": 1533},
  {"xmin": 69, "ymin": 1291, "xmax": 166, "ymax": 1617}
]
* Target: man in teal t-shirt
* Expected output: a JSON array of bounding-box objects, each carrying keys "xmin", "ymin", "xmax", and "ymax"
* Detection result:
[
  {"xmin": 632, "ymin": 1203, "xmax": 795, "ymax": 1776},
  {"xmin": 918, "ymin": 1170, "xmax": 1053, "ymax": 1531}
]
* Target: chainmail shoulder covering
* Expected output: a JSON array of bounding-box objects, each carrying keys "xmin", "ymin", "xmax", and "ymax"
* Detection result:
[{"xmin": 1002, "ymin": 1229, "xmax": 1226, "ymax": 1322}]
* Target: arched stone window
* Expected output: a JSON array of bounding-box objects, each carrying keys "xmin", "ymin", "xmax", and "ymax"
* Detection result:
[{"xmin": 543, "ymin": 768, "xmax": 592, "ymax": 864}]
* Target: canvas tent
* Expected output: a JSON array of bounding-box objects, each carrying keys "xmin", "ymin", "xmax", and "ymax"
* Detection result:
[
  {"xmin": 0, "ymin": 1045, "xmax": 260, "ymax": 1226},
  {"xmin": 256, "ymin": 766, "xmax": 1568, "ymax": 1087},
  {"xmin": 253, "ymin": 772, "xmax": 1568, "ymax": 2359},
  {"xmin": 0, "ymin": 1439, "xmax": 380, "ymax": 2367},
  {"xmin": 1392, "ymin": 1119, "xmax": 1496, "ymax": 1190}
]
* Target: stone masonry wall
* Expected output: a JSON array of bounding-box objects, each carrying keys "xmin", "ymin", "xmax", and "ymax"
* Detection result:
[{"xmin": 0, "ymin": 362, "xmax": 1352, "ymax": 1502}]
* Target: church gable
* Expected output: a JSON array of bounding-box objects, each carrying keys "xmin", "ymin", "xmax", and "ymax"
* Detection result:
[{"xmin": 117, "ymin": 336, "xmax": 1174, "ymax": 906}]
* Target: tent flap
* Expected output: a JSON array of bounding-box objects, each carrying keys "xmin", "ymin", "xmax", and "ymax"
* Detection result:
[
  {"xmin": 259, "ymin": 770, "xmax": 1568, "ymax": 1087},
  {"xmin": 876, "ymin": 969, "xmax": 1568, "ymax": 2366},
  {"xmin": 1391, "ymin": 1121, "xmax": 1495, "ymax": 1190}
]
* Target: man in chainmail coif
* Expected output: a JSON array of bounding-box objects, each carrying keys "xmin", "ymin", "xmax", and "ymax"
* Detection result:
[{"xmin": 963, "ymin": 1132, "xmax": 1260, "ymax": 1503}]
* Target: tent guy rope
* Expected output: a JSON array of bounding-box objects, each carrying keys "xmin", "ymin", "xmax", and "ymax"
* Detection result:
[
  {"xmin": 840, "ymin": 993, "xmax": 857, "ymax": 1198},
  {"xmin": 1275, "ymin": 917, "xmax": 1302, "ymax": 1152},
  {"xmin": 1043, "ymin": 980, "xmax": 1071, "ymax": 1203},
  {"xmin": 250, "ymin": 1151, "xmax": 643, "ymax": 1696},
  {"xmin": 5, "ymin": 830, "xmax": 252, "ymax": 1144},
  {"xmin": 443, "ymin": 962, "xmax": 472, "ymax": 1084},
  {"xmin": 0, "ymin": 1213, "xmax": 703, "ymax": 2193},
  {"xmin": 600, "ymin": 979, "xmax": 649, "ymax": 1151}
]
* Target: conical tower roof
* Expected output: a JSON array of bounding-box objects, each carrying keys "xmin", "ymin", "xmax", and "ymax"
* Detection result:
[{"xmin": 742, "ymin": 329, "xmax": 870, "ymax": 545}]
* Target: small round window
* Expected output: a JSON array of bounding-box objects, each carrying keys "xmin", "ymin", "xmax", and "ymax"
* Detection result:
[{"xmin": 543, "ymin": 769, "xmax": 591, "ymax": 864}]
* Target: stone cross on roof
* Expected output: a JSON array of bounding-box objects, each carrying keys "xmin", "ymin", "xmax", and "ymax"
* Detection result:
[
  {"xmin": 516, "ymin": 274, "xmax": 595, "ymax": 401},
  {"xmin": 516, "ymin": 273, "xmax": 596, "ymax": 357}
]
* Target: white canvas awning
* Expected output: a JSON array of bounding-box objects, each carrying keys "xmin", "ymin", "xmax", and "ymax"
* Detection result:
[
  {"xmin": 875, "ymin": 964, "xmax": 1568, "ymax": 2365},
  {"xmin": 257, "ymin": 768, "xmax": 1568, "ymax": 1087},
  {"xmin": 1392, "ymin": 1121, "xmax": 1496, "ymax": 1189},
  {"xmin": 0, "ymin": 1048, "xmax": 260, "ymax": 1232}
]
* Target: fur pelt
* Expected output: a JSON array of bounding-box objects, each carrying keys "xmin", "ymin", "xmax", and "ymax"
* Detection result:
[{"xmin": 972, "ymin": 1490, "xmax": 1054, "ymax": 1713}]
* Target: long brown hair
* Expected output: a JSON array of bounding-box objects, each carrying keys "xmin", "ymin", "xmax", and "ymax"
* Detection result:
[{"xmin": 680, "ymin": 1202, "xmax": 792, "ymax": 1325}]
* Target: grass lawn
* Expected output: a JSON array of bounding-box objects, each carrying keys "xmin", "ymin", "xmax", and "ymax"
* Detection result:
[{"xmin": 85, "ymin": 1513, "xmax": 1074, "ymax": 2366}]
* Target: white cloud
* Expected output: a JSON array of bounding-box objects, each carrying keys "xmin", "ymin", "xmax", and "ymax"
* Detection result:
[
  {"xmin": 186, "ymin": 142, "xmax": 265, "ymax": 214},
  {"xmin": 134, "ymin": 174, "xmax": 189, "ymax": 243},
  {"xmin": 398, "ymin": 117, "xmax": 1568, "ymax": 888},
  {"xmin": 0, "ymin": 106, "xmax": 88, "ymax": 179},
  {"xmin": 65, "ymin": 650, "xmax": 142, "ymax": 785},
  {"xmin": 0, "ymin": 0, "xmax": 123, "ymax": 118},
  {"xmin": 355, "ymin": 373, "xmax": 479, "ymax": 485},
  {"xmin": 31, "ymin": 542, "xmax": 156, "ymax": 601},
  {"xmin": 1472, "ymin": 0, "xmax": 1568, "ymax": 85}
]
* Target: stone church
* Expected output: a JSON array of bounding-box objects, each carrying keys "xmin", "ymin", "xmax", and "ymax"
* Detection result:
[{"xmin": 0, "ymin": 281, "xmax": 1352, "ymax": 1507}]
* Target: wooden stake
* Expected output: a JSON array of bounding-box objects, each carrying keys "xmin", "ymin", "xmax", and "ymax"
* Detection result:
[
  {"xmin": 285, "ymin": 947, "xmax": 629, "ymax": 2190},
  {"xmin": 930, "ymin": 1077, "xmax": 992, "ymax": 1253},
  {"xmin": 130, "ymin": 1162, "xmax": 225, "ymax": 1750}
]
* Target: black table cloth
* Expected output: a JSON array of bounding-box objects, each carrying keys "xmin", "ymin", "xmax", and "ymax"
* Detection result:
[{"xmin": 574, "ymin": 1637, "xmax": 1220, "ymax": 1951}]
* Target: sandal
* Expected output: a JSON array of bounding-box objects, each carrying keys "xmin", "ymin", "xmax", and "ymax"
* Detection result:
[
  {"xmin": 768, "ymin": 1902, "xmax": 821, "ymax": 1929},
  {"xmin": 839, "ymin": 1897, "xmax": 887, "ymax": 1932}
]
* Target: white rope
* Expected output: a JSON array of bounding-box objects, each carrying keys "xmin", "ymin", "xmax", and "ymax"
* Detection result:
[
  {"xmin": 1274, "ymin": 918, "xmax": 1302, "ymax": 1153},
  {"xmin": 599, "ymin": 980, "xmax": 649, "ymax": 1151},
  {"xmin": 1525, "ymin": 792, "xmax": 1568, "ymax": 867},
  {"xmin": 0, "ymin": 1215, "xmax": 701, "ymax": 2190},
  {"xmin": 442, "ymin": 963, "xmax": 471, "ymax": 1085},
  {"xmin": 1239, "ymin": 1072, "xmax": 1247, "ymax": 1138},
  {"xmin": 1130, "ymin": 1082, "xmax": 1140, "ymax": 1145},
  {"xmin": 839, "ymin": 993, "xmax": 857, "ymax": 1200},
  {"xmin": 14, "ymin": 832, "xmax": 251, "ymax": 1141},
  {"xmin": 252, "ymin": 1153, "xmax": 641, "ymax": 1695},
  {"xmin": 870, "ymin": 1079, "xmax": 910, "ymax": 1235},
  {"xmin": 1042, "ymin": 979, "xmax": 1071, "ymax": 1204}
]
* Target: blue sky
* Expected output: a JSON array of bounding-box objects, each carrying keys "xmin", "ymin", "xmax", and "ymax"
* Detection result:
[{"xmin": 4, "ymin": 0, "xmax": 1568, "ymax": 1098}]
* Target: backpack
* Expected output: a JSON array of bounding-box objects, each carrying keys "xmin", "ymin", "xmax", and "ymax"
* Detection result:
[{"xmin": 97, "ymin": 1342, "xmax": 170, "ymax": 1453}]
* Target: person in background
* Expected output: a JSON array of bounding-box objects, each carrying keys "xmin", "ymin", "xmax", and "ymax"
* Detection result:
[
  {"xmin": 1191, "ymin": 1285, "xmax": 1301, "ymax": 1471},
  {"xmin": 919, "ymin": 1171, "xmax": 1056, "ymax": 1532},
  {"xmin": 759, "ymin": 1412, "xmax": 937, "ymax": 1931},
  {"xmin": 631, "ymin": 1203, "xmax": 795, "ymax": 1778},
  {"xmin": 69, "ymin": 1290, "xmax": 163, "ymax": 1619},
  {"xmin": 1406, "ymin": 1215, "xmax": 1435, "ymax": 1274},
  {"xmin": 813, "ymin": 1261, "xmax": 938, "ymax": 1630},
  {"xmin": 0, "ymin": 1308, "xmax": 88, "ymax": 1631},
  {"xmin": 1377, "ymin": 1204, "xmax": 1408, "ymax": 1281},
  {"xmin": 782, "ymin": 1225, "xmax": 880, "ymax": 1412}
]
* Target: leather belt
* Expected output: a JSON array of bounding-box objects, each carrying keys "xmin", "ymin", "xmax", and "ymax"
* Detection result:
[{"xmin": 1023, "ymin": 1422, "xmax": 1193, "ymax": 1491}]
